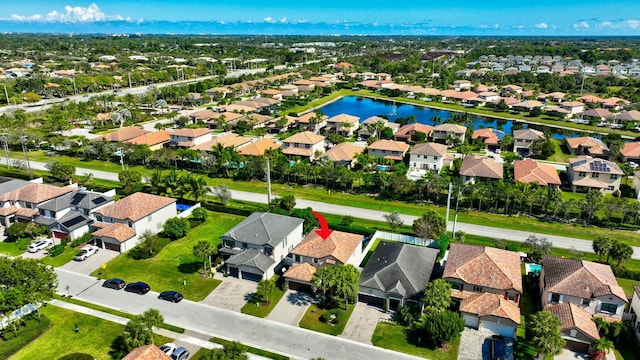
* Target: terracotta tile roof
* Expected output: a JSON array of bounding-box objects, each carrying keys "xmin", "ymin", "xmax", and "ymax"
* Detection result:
[
  {"xmin": 579, "ymin": 95, "xmax": 604, "ymax": 103},
  {"xmin": 395, "ymin": 123, "xmax": 434, "ymax": 138},
  {"xmin": 513, "ymin": 128, "xmax": 544, "ymax": 141},
  {"xmin": 565, "ymin": 137, "xmax": 610, "ymax": 155},
  {"xmin": 94, "ymin": 192, "xmax": 176, "ymax": 222},
  {"xmin": 499, "ymin": 97, "xmax": 520, "ymax": 106},
  {"xmin": 621, "ymin": 142, "xmax": 640, "ymax": 158},
  {"xmin": 512, "ymin": 100, "xmax": 545, "ymax": 109},
  {"xmin": 514, "ymin": 159, "xmax": 561, "ymax": 186},
  {"xmin": 283, "ymin": 262, "xmax": 317, "ymax": 282},
  {"xmin": 327, "ymin": 113, "xmax": 359, "ymax": 125},
  {"xmin": 283, "ymin": 131, "xmax": 325, "ymax": 145},
  {"xmin": 322, "ymin": 142, "xmax": 365, "ymax": 162},
  {"xmin": 282, "ymin": 146, "xmax": 315, "ymax": 157},
  {"xmin": 292, "ymin": 230, "xmax": 363, "ymax": 264},
  {"xmin": 15, "ymin": 207, "xmax": 39, "ymax": 218},
  {"xmin": 171, "ymin": 128, "xmax": 212, "ymax": 137},
  {"xmin": 434, "ymin": 123, "xmax": 467, "ymax": 134},
  {"xmin": 92, "ymin": 222, "xmax": 136, "ymax": 243},
  {"xmin": 0, "ymin": 183, "xmax": 75, "ymax": 204},
  {"xmin": 296, "ymin": 112, "xmax": 327, "ymax": 124},
  {"xmin": 189, "ymin": 109, "xmax": 218, "ymax": 120},
  {"xmin": 238, "ymin": 138, "xmax": 281, "ymax": 156},
  {"xmin": 97, "ymin": 127, "xmax": 150, "ymax": 142},
  {"xmin": 122, "ymin": 345, "xmax": 171, "ymax": 360},
  {"xmin": 0, "ymin": 206, "xmax": 18, "ymax": 216},
  {"xmin": 410, "ymin": 142, "xmax": 448, "ymax": 157},
  {"xmin": 125, "ymin": 130, "xmax": 170, "ymax": 147},
  {"xmin": 560, "ymin": 101, "xmax": 585, "ymax": 108},
  {"xmin": 569, "ymin": 156, "xmax": 622, "ymax": 175},
  {"xmin": 472, "ymin": 128, "xmax": 500, "ymax": 145},
  {"xmin": 546, "ymin": 303, "xmax": 600, "ymax": 340},
  {"xmin": 367, "ymin": 139, "xmax": 410, "ymax": 153},
  {"xmin": 441, "ymin": 90, "xmax": 478, "ymax": 100},
  {"xmin": 459, "ymin": 155, "xmax": 503, "ymax": 180},
  {"xmin": 542, "ymin": 256, "xmax": 627, "ymax": 302},
  {"xmin": 198, "ymin": 133, "xmax": 252, "ymax": 150},
  {"xmin": 444, "ymin": 243, "xmax": 522, "ymax": 293},
  {"xmin": 460, "ymin": 292, "xmax": 521, "ymax": 324},
  {"xmin": 204, "ymin": 111, "xmax": 244, "ymax": 123}
]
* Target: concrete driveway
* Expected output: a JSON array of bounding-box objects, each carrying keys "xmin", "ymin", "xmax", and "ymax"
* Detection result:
[
  {"xmin": 200, "ymin": 276, "xmax": 257, "ymax": 312},
  {"xmin": 266, "ymin": 290, "xmax": 316, "ymax": 326},
  {"xmin": 340, "ymin": 302, "xmax": 391, "ymax": 344},
  {"xmin": 458, "ymin": 328, "xmax": 490, "ymax": 360},
  {"xmin": 60, "ymin": 248, "xmax": 120, "ymax": 275}
]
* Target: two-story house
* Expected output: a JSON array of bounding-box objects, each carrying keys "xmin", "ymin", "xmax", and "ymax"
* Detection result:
[
  {"xmin": 432, "ymin": 124, "xmax": 467, "ymax": 145},
  {"xmin": 393, "ymin": 123, "xmax": 434, "ymax": 144},
  {"xmin": 540, "ymin": 256, "xmax": 628, "ymax": 321},
  {"xmin": 630, "ymin": 285, "xmax": 640, "ymax": 342},
  {"xmin": 459, "ymin": 155, "xmax": 503, "ymax": 184},
  {"xmin": 545, "ymin": 302, "xmax": 601, "ymax": 354},
  {"xmin": 444, "ymin": 243, "xmax": 522, "ymax": 338},
  {"xmin": 283, "ymin": 230, "xmax": 364, "ymax": 292},
  {"xmin": 512, "ymin": 128, "xmax": 544, "ymax": 156},
  {"xmin": 514, "ymin": 159, "xmax": 561, "ymax": 190},
  {"xmin": 296, "ymin": 112, "xmax": 327, "ymax": 133},
  {"xmin": 281, "ymin": 131, "xmax": 326, "ymax": 161},
  {"xmin": 358, "ymin": 116, "xmax": 400, "ymax": 140},
  {"xmin": 567, "ymin": 156, "xmax": 623, "ymax": 194},
  {"xmin": 367, "ymin": 139, "xmax": 409, "ymax": 162},
  {"xmin": 220, "ymin": 212, "xmax": 304, "ymax": 281},
  {"xmin": 320, "ymin": 142, "xmax": 365, "ymax": 168},
  {"xmin": 0, "ymin": 181, "xmax": 75, "ymax": 227},
  {"xmin": 325, "ymin": 114, "xmax": 360, "ymax": 137},
  {"xmin": 169, "ymin": 128, "xmax": 213, "ymax": 148},
  {"xmin": 91, "ymin": 192, "xmax": 177, "ymax": 252},
  {"xmin": 620, "ymin": 141, "xmax": 640, "ymax": 163},
  {"xmin": 471, "ymin": 128, "xmax": 500, "ymax": 151},
  {"xmin": 565, "ymin": 137, "xmax": 610, "ymax": 159},
  {"xmin": 407, "ymin": 142, "xmax": 451, "ymax": 179}
]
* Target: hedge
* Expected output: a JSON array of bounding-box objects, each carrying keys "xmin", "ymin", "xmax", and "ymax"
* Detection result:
[
  {"xmin": 202, "ymin": 202, "xmax": 254, "ymax": 216},
  {"xmin": 48, "ymin": 244, "xmax": 65, "ymax": 257},
  {"xmin": 613, "ymin": 266, "xmax": 640, "ymax": 281}
]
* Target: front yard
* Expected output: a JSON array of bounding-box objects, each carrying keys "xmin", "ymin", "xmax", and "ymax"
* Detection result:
[
  {"xmin": 371, "ymin": 322, "xmax": 459, "ymax": 360},
  {"xmin": 299, "ymin": 303, "xmax": 355, "ymax": 336},
  {"xmin": 90, "ymin": 211, "xmax": 244, "ymax": 301},
  {"xmin": 241, "ymin": 275, "xmax": 286, "ymax": 318}
]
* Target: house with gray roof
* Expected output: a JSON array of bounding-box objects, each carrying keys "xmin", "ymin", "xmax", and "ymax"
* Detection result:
[
  {"xmin": 220, "ymin": 212, "xmax": 304, "ymax": 281},
  {"xmin": 358, "ymin": 241, "xmax": 439, "ymax": 311}
]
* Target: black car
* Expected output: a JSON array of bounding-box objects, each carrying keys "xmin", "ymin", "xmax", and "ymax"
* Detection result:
[
  {"xmin": 103, "ymin": 278, "xmax": 126, "ymax": 290},
  {"xmin": 158, "ymin": 291, "xmax": 183, "ymax": 303},
  {"xmin": 124, "ymin": 281, "xmax": 150, "ymax": 295}
]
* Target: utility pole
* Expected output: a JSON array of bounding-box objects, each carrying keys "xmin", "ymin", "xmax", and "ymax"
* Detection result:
[
  {"xmin": 451, "ymin": 187, "xmax": 462, "ymax": 239},
  {"xmin": 20, "ymin": 135, "xmax": 31, "ymax": 175},
  {"xmin": 128, "ymin": 72, "xmax": 132, "ymax": 89},
  {"xmin": 1, "ymin": 133, "xmax": 10, "ymax": 169},
  {"xmin": 2, "ymin": 85, "xmax": 9, "ymax": 107},
  {"xmin": 266, "ymin": 156, "xmax": 272, "ymax": 205},
  {"xmin": 445, "ymin": 182, "xmax": 453, "ymax": 225}
]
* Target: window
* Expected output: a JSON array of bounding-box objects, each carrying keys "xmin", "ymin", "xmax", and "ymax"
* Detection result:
[
  {"xmin": 433, "ymin": 156, "xmax": 438, "ymax": 160},
  {"xmin": 242, "ymin": 242, "xmax": 248, "ymax": 249},
  {"xmin": 600, "ymin": 303, "xmax": 618, "ymax": 314},
  {"xmin": 551, "ymin": 293, "xmax": 561, "ymax": 303},
  {"xmin": 264, "ymin": 247, "xmax": 272, "ymax": 256},
  {"xmin": 582, "ymin": 298, "xmax": 590, "ymax": 306},
  {"xmin": 313, "ymin": 258, "xmax": 318, "ymax": 264},
  {"xmin": 473, "ymin": 285, "xmax": 482, "ymax": 292},
  {"xmin": 224, "ymin": 240, "xmax": 234, "ymax": 248},
  {"xmin": 578, "ymin": 172, "xmax": 587, "ymax": 177},
  {"xmin": 127, "ymin": 221, "xmax": 133, "ymax": 228},
  {"xmin": 607, "ymin": 186, "xmax": 614, "ymax": 191},
  {"xmin": 570, "ymin": 329, "xmax": 577, "ymax": 337},
  {"xmin": 508, "ymin": 293, "xmax": 516, "ymax": 301},
  {"xmin": 592, "ymin": 172, "xmax": 600, "ymax": 178},
  {"xmin": 294, "ymin": 254, "xmax": 301, "ymax": 262},
  {"xmin": 610, "ymin": 174, "xmax": 618, "ymax": 180},
  {"xmin": 147, "ymin": 214, "xmax": 152, "ymax": 221}
]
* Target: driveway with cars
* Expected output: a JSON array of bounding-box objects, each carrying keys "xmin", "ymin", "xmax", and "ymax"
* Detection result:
[
  {"xmin": 340, "ymin": 302, "xmax": 391, "ymax": 344},
  {"xmin": 60, "ymin": 248, "xmax": 120, "ymax": 275},
  {"xmin": 200, "ymin": 274, "xmax": 257, "ymax": 312},
  {"xmin": 266, "ymin": 290, "xmax": 316, "ymax": 326}
]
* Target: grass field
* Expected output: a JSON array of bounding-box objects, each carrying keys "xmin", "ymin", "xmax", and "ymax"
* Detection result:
[
  {"xmin": 0, "ymin": 313, "xmax": 51, "ymax": 359},
  {"xmin": 241, "ymin": 276, "xmax": 286, "ymax": 318},
  {"xmin": 90, "ymin": 211, "xmax": 244, "ymax": 301},
  {"xmin": 371, "ymin": 322, "xmax": 459, "ymax": 360},
  {"xmin": 299, "ymin": 303, "xmax": 355, "ymax": 336},
  {"xmin": 10, "ymin": 305, "xmax": 172, "ymax": 360},
  {"xmin": 0, "ymin": 241, "xmax": 26, "ymax": 256},
  {"xmin": 40, "ymin": 246, "xmax": 77, "ymax": 267}
]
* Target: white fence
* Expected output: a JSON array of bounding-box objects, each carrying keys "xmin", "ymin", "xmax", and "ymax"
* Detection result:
[
  {"xmin": 359, "ymin": 230, "xmax": 437, "ymax": 266},
  {"xmin": 0, "ymin": 303, "xmax": 41, "ymax": 330},
  {"xmin": 177, "ymin": 202, "xmax": 201, "ymax": 218}
]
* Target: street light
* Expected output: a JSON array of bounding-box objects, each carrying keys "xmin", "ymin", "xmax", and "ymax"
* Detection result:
[
  {"xmin": 117, "ymin": 147, "xmax": 125, "ymax": 171},
  {"xmin": 20, "ymin": 135, "xmax": 31, "ymax": 175}
]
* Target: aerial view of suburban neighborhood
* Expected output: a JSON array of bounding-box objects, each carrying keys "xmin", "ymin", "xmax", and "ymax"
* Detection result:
[{"xmin": 3, "ymin": 2, "xmax": 640, "ymax": 360}]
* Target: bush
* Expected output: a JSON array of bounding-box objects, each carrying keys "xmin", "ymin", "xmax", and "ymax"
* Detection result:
[
  {"xmin": 162, "ymin": 217, "xmax": 190, "ymax": 240},
  {"xmin": 414, "ymin": 310, "xmax": 465, "ymax": 347},
  {"xmin": 69, "ymin": 232, "xmax": 92, "ymax": 248},
  {"xmin": 202, "ymin": 202, "xmax": 254, "ymax": 216},
  {"xmin": 49, "ymin": 244, "xmax": 65, "ymax": 257},
  {"xmin": 191, "ymin": 207, "xmax": 208, "ymax": 222},
  {"xmin": 128, "ymin": 237, "xmax": 170, "ymax": 260},
  {"xmin": 16, "ymin": 238, "xmax": 29, "ymax": 251},
  {"xmin": 321, "ymin": 308, "xmax": 343, "ymax": 324},
  {"xmin": 5, "ymin": 222, "xmax": 28, "ymax": 240},
  {"xmin": 612, "ymin": 266, "xmax": 640, "ymax": 281}
]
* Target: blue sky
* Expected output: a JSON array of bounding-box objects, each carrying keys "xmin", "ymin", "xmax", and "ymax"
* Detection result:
[{"xmin": 1, "ymin": 1, "xmax": 640, "ymax": 35}]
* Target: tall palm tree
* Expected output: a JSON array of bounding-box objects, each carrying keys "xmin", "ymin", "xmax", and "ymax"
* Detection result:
[{"xmin": 188, "ymin": 175, "xmax": 209, "ymax": 202}]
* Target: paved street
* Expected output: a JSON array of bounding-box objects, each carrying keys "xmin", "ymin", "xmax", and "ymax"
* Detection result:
[{"xmin": 56, "ymin": 268, "xmax": 422, "ymax": 360}]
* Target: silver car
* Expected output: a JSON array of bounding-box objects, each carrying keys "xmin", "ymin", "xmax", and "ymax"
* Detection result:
[{"xmin": 73, "ymin": 245, "xmax": 99, "ymax": 261}]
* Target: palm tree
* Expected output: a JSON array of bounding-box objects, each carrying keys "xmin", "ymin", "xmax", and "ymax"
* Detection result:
[
  {"xmin": 256, "ymin": 279, "xmax": 276, "ymax": 304},
  {"xmin": 336, "ymin": 265, "xmax": 359, "ymax": 309},
  {"xmin": 193, "ymin": 240, "xmax": 216, "ymax": 275},
  {"xmin": 187, "ymin": 175, "xmax": 209, "ymax": 202}
]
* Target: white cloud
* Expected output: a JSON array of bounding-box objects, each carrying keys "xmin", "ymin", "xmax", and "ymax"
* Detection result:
[
  {"xmin": 279, "ymin": 17, "xmax": 287, "ymax": 23},
  {"xmin": 264, "ymin": 17, "xmax": 273, "ymax": 23},
  {"xmin": 10, "ymin": 3, "xmax": 128, "ymax": 23},
  {"xmin": 599, "ymin": 21, "xmax": 613, "ymax": 28},
  {"xmin": 627, "ymin": 20, "xmax": 640, "ymax": 29},
  {"xmin": 573, "ymin": 21, "xmax": 590, "ymax": 29},
  {"xmin": 535, "ymin": 22, "xmax": 548, "ymax": 29}
]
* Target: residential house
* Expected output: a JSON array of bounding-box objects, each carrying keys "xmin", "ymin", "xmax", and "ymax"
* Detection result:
[
  {"xmin": 559, "ymin": 101, "xmax": 585, "ymax": 115},
  {"xmin": 282, "ymin": 131, "xmax": 326, "ymax": 161},
  {"xmin": 367, "ymin": 140, "xmax": 409, "ymax": 161},
  {"xmin": 459, "ymin": 156, "xmax": 503, "ymax": 184},
  {"xmin": 205, "ymin": 112, "xmax": 245, "ymax": 129},
  {"xmin": 191, "ymin": 133, "xmax": 252, "ymax": 152},
  {"xmin": 620, "ymin": 142, "xmax": 640, "ymax": 163},
  {"xmin": 514, "ymin": 159, "xmax": 561, "ymax": 189},
  {"xmin": 579, "ymin": 108, "xmax": 613, "ymax": 121},
  {"xmin": 567, "ymin": 156, "xmax": 623, "ymax": 194},
  {"xmin": 220, "ymin": 212, "xmax": 304, "ymax": 281},
  {"xmin": 169, "ymin": 128, "xmax": 213, "ymax": 148},
  {"xmin": 358, "ymin": 241, "xmax": 439, "ymax": 310},
  {"xmin": 0, "ymin": 182, "xmax": 75, "ymax": 227},
  {"xmin": 96, "ymin": 127, "xmax": 150, "ymax": 143},
  {"xmin": 124, "ymin": 130, "xmax": 170, "ymax": 151},
  {"xmin": 459, "ymin": 293, "xmax": 521, "ymax": 338},
  {"xmin": 565, "ymin": 137, "xmax": 610, "ymax": 159},
  {"xmin": 432, "ymin": 124, "xmax": 467, "ymax": 145},
  {"xmin": 630, "ymin": 285, "xmax": 640, "ymax": 342},
  {"xmin": 393, "ymin": 123, "xmax": 434, "ymax": 144},
  {"xmin": 471, "ymin": 128, "xmax": 500, "ymax": 151},
  {"xmin": 546, "ymin": 303, "xmax": 601, "ymax": 353},
  {"xmin": 326, "ymin": 114, "xmax": 360, "ymax": 137},
  {"xmin": 123, "ymin": 345, "xmax": 171, "ymax": 360},
  {"xmin": 237, "ymin": 138, "xmax": 281, "ymax": 157},
  {"xmin": 284, "ymin": 230, "xmax": 364, "ymax": 292},
  {"xmin": 408, "ymin": 142, "xmax": 451, "ymax": 178},
  {"xmin": 512, "ymin": 100, "xmax": 545, "ymax": 113},
  {"xmin": 320, "ymin": 142, "xmax": 365, "ymax": 167},
  {"xmin": 296, "ymin": 112, "xmax": 327, "ymax": 133},
  {"xmin": 512, "ymin": 129, "xmax": 544, "ymax": 156},
  {"xmin": 92, "ymin": 192, "xmax": 177, "ymax": 252},
  {"xmin": 540, "ymin": 256, "xmax": 628, "ymax": 321},
  {"xmin": 358, "ymin": 116, "xmax": 400, "ymax": 140}
]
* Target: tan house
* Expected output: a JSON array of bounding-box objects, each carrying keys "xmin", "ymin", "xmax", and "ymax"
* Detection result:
[
  {"xmin": 169, "ymin": 128, "xmax": 212, "ymax": 148},
  {"xmin": 96, "ymin": 127, "xmax": 150, "ymax": 143},
  {"xmin": 546, "ymin": 303, "xmax": 600, "ymax": 354},
  {"xmin": 205, "ymin": 112, "xmax": 245, "ymax": 129},
  {"xmin": 367, "ymin": 140, "xmax": 409, "ymax": 161},
  {"xmin": 191, "ymin": 133, "xmax": 253, "ymax": 151},
  {"xmin": 620, "ymin": 142, "xmax": 640, "ymax": 163},
  {"xmin": 459, "ymin": 292, "xmax": 521, "ymax": 338},
  {"xmin": 326, "ymin": 114, "xmax": 360, "ymax": 137},
  {"xmin": 459, "ymin": 155, "xmax": 503, "ymax": 183},
  {"xmin": 514, "ymin": 159, "xmax": 561, "ymax": 189},
  {"xmin": 559, "ymin": 101, "xmax": 585, "ymax": 115},
  {"xmin": 296, "ymin": 112, "xmax": 327, "ymax": 133},
  {"xmin": 432, "ymin": 124, "xmax": 467, "ymax": 144},
  {"xmin": 124, "ymin": 130, "xmax": 170, "ymax": 151},
  {"xmin": 358, "ymin": 116, "xmax": 400, "ymax": 139},
  {"xmin": 565, "ymin": 137, "xmax": 610, "ymax": 159},
  {"xmin": 512, "ymin": 129, "xmax": 544, "ymax": 155},
  {"xmin": 0, "ymin": 182, "xmax": 75, "ymax": 227},
  {"xmin": 320, "ymin": 142, "xmax": 365, "ymax": 167},
  {"xmin": 237, "ymin": 138, "xmax": 281, "ymax": 157},
  {"xmin": 393, "ymin": 123, "xmax": 434, "ymax": 144},
  {"xmin": 567, "ymin": 156, "xmax": 622, "ymax": 193},
  {"xmin": 282, "ymin": 131, "xmax": 326, "ymax": 161},
  {"xmin": 471, "ymin": 128, "xmax": 500, "ymax": 149}
]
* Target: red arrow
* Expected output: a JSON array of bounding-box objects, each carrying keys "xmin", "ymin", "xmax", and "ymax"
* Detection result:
[{"xmin": 311, "ymin": 210, "xmax": 333, "ymax": 240}]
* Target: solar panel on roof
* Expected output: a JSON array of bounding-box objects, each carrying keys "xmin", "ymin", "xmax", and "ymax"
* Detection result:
[
  {"xmin": 62, "ymin": 215, "xmax": 86, "ymax": 228},
  {"xmin": 92, "ymin": 197, "xmax": 107, "ymax": 205}
]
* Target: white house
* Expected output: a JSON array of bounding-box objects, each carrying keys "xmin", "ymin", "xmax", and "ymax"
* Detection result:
[
  {"xmin": 408, "ymin": 142, "xmax": 451, "ymax": 178},
  {"xmin": 169, "ymin": 128, "xmax": 213, "ymax": 148},
  {"xmin": 630, "ymin": 285, "xmax": 640, "ymax": 342}
]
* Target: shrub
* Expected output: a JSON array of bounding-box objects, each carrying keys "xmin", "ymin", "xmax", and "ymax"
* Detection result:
[
  {"xmin": 321, "ymin": 308, "xmax": 342, "ymax": 324},
  {"xmin": 48, "ymin": 244, "xmax": 65, "ymax": 257},
  {"xmin": 16, "ymin": 238, "xmax": 29, "ymax": 251},
  {"xmin": 69, "ymin": 232, "xmax": 92, "ymax": 248},
  {"xmin": 191, "ymin": 207, "xmax": 208, "ymax": 222},
  {"xmin": 5, "ymin": 222, "xmax": 28, "ymax": 241},
  {"xmin": 162, "ymin": 217, "xmax": 190, "ymax": 240},
  {"xmin": 128, "ymin": 237, "xmax": 170, "ymax": 260}
]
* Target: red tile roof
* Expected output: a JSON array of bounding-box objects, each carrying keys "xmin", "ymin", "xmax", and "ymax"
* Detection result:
[
  {"xmin": 460, "ymin": 292, "xmax": 521, "ymax": 324},
  {"xmin": 514, "ymin": 159, "xmax": 561, "ymax": 186},
  {"xmin": 94, "ymin": 192, "xmax": 176, "ymax": 222}
]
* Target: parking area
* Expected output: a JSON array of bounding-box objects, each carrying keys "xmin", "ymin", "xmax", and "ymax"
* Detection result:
[
  {"xmin": 458, "ymin": 328, "xmax": 514, "ymax": 360},
  {"xmin": 266, "ymin": 290, "xmax": 317, "ymax": 326},
  {"xmin": 60, "ymin": 248, "xmax": 120, "ymax": 275},
  {"xmin": 200, "ymin": 275, "xmax": 257, "ymax": 312},
  {"xmin": 340, "ymin": 302, "xmax": 391, "ymax": 344}
]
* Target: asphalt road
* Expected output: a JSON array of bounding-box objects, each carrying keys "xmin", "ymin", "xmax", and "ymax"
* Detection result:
[{"xmin": 56, "ymin": 268, "xmax": 421, "ymax": 360}]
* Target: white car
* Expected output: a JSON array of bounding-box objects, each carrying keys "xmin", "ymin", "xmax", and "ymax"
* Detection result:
[
  {"xmin": 159, "ymin": 343, "xmax": 177, "ymax": 356},
  {"xmin": 28, "ymin": 239, "xmax": 54, "ymax": 253},
  {"xmin": 73, "ymin": 245, "xmax": 99, "ymax": 261},
  {"xmin": 626, "ymin": 161, "xmax": 639, "ymax": 169}
]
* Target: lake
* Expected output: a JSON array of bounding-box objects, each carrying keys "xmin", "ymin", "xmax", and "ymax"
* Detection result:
[{"xmin": 319, "ymin": 96, "xmax": 580, "ymax": 140}]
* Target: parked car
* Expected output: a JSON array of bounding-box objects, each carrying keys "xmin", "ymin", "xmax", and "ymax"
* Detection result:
[
  {"xmin": 171, "ymin": 347, "xmax": 189, "ymax": 360},
  {"xmin": 626, "ymin": 161, "xmax": 639, "ymax": 169},
  {"xmin": 490, "ymin": 336, "xmax": 506, "ymax": 360},
  {"xmin": 159, "ymin": 342, "xmax": 177, "ymax": 356},
  {"xmin": 73, "ymin": 245, "xmax": 99, "ymax": 261},
  {"xmin": 124, "ymin": 281, "xmax": 150, "ymax": 295},
  {"xmin": 103, "ymin": 278, "xmax": 126, "ymax": 290},
  {"xmin": 158, "ymin": 291, "xmax": 183, "ymax": 303},
  {"xmin": 28, "ymin": 239, "xmax": 53, "ymax": 253}
]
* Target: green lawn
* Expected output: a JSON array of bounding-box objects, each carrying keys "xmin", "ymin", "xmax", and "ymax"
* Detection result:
[
  {"xmin": 209, "ymin": 337, "xmax": 290, "ymax": 360},
  {"xmin": 298, "ymin": 303, "xmax": 355, "ymax": 336},
  {"xmin": 40, "ymin": 246, "xmax": 77, "ymax": 267},
  {"xmin": 615, "ymin": 277, "xmax": 638, "ymax": 298},
  {"xmin": 241, "ymin": 276, "xmax": 286, "ymax": 318},
  {"xmin": 0, "ymin": 241, "xmax": 26, "ymax": 256},
  {"xmin": 90, "ymin": 211, "xmax": 244, "ymax": 301},
  {"xmin": 10, "ymin": 305, "xmax": 172, "ymax": 360},
  {"xmin": 0, "ymin": 312, "xmax": 51, "ymax": 359},
  {"xmin": 546, "ymin": 139, "xmax": 572, "ymax": 163},
  {"xmin": 371, "ymin": 322, "xmax": 459, "ymax": 360}
]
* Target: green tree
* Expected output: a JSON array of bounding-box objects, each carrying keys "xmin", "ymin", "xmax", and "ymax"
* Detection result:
[
  {"xmin": 48, "ymin": 161, "xmax": 76, "ymax": 183},
  {"xmin": 193, "ymin": 240, "xmax": 216, "ymax": 275},
  {"xmin": 397, "ymin": 304, "xmax": 420, "ymax": 325},
  {"xmin": 383, "ymin": 211, "xmax": 404, "ymax": 232},
  {"xmin": 0, "ymin": 257, "xmax": 58, "ymax": 319},
  {"xmin": 422, "ymin": 279, "xmax": 452, "ymax": 314},
  {"xmin": 415, "ymin": 310, "xmax": 465, "ymax": 347},
  {"xmin": 523, "ymin": 235, "xmax": 551, "ymax": 263},
  {"xmin": 413, "ymin": 210, "xmax": 446, "ymax": 240},
  {"xmin": 191, "ymin": 207, "xmax": 209, "ymax": 222},
  {"xmin": 197, "ymin": 342, "xmax": 248, "ymax": 360},
  {"xmin": 212, "ymin": 184, "xmax": 232, "ymax": 206},
  {"xmin": 163, "ymin": 217, "xmax": 190, "ymax": 240},
  {"xmin": 529, "ymin": 310, "xmax": 565, "ymax": 358},
  {"xmin": 123, "ymin": 308, "xmax": 164, "ymax": 350},
  {"xmin": 610, "ymin": 241, "xmax": 633, "ymax": 266},
  {"xmin": 255, "ymin": 279, "xmax": 276, "ymax": 304},
  {"xmin": 118, "ymin": 169, "xmax": 142, "ymax": 189},
  {"xmin": 593, "ymin": 236, "xmax": 614, "ymax": 262},
  {"xmin": 335, "ymin": 265, "xmax": 359, "ymax": 308},
  {"xmin": 582, "ymin": 190, "xmax": 603, "ymax": 226}
]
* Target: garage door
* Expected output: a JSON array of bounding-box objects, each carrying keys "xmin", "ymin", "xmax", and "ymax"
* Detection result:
[
  {"xmin": 228, "ymin": 267, "xmax": 239, "ymax": 278},
  {"xmin": 479, "ymin": 320, "xmax": 515, "ymax": 338},
  {"xmin": 103, "ymin": 241, "xmax": 121, "ymax": 252},
  {"xmin": 288, "ymin": 280, "xmax": 313, "ymax": 293},
  {"xmin": 565, "ymin": 340, "xmax": 590, "ymax": 354},
  {"xmin": 241, "ymin": 271, "xmax": 263, "ymax": 282},
  {"xmin": 358, "ymin": 293, "xmax": 385, "ymax": 308}
]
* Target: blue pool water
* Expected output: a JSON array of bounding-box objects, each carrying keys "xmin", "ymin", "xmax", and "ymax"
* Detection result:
[
  {"xmin": 319, "ymin": 96, "xmax": 581, "ymax": 140},
  {"xmin": 176, "ymin": 203, "xmax": 191, "ymax": 212},
  {"xmin": 529, "ymin": 264, "xmax": 542, "ymax": 273}
]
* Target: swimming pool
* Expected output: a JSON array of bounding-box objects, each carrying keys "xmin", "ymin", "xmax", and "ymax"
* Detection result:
[
  {"xmin": 176, "ymin": 203, "xmax": 191, "ymax": 212},
  {"xmin": 526, "ymin": 263, "xmax": 542, "ymax": 274}
]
